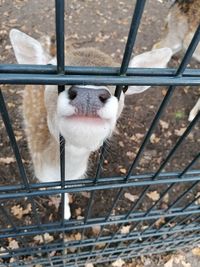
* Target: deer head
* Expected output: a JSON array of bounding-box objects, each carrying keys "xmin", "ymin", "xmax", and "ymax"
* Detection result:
[{"xmin": 10, "ymin": 29, "xmax": 172, "ymax": 153}]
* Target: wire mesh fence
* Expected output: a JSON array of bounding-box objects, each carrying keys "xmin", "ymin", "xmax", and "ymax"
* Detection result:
[{"xmin": 0, "ymin": 0, "xmax": 200, "ymax": 266}]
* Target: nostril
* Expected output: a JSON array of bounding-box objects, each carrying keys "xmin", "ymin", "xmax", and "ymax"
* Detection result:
[
  {"xmin": 99, "ymin": 91, "xmax": 111, "ymax": 104},
  {"xmin": 68, "ymin": 87, "xmax": 77, "ymax": 101}
]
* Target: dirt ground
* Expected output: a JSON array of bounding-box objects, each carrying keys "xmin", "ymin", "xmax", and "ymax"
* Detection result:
[{"xmin": 0, "ymin": 0, "xmax": 200, "ymax": 266}]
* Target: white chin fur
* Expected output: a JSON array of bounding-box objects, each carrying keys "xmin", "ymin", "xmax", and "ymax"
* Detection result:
[{"xmin": 59, "ymin": 118, "xmax": 111, "ymax": 150}]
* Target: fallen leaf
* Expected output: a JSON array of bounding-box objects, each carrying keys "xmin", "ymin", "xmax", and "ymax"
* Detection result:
[
  {"xmin": 155, "ymin": 217, "xmax": 165, "ymax": 228},
  {"xmin": 11, "ymin": 205, "xmax": 23, "ymax": 219},
  {"xmin": 126, "ymin": 151, "xmax": 135, "ymax": 159},
  {"xmin": 112, "ymin": 258, "xmax": 125, "ymax": 267},
  {"xmin": 135, "ymin": 133, "xmax": 144, "ymax": 139},
  {"xmin": 74, "ymin": 233, "xmax": 81, "ymax": 240},
  {"xmin": 124, "ymin": 193, "xmax": 138, "ymax": 202},
  {"xmin": 0, "ymin": 157, "xmax": 15, "ymax": 164},
  {"xmin": 147, "ymin": 191, "xmax": 160, "ymax": 201},
  {"xmin": 11, "ymin": 204, "xmax": 31, "ymax": 219},
  {"xmin": 33, "ymin": 235, "xmax": 44, "ymax": 244},
  {"xmin": 159, "ymin": 120, "xmax": 169, "ymax": 130},
  {"xmin": 120, "ymin": 225, "xmax": 131, "ymax": 234},
  {"xmin": 120, "ymin": 168, "xmax": 126, "ymax": 174},
  {"xmin": 92, "ymin": 225, "xmax": 101, "ymax": 235},
  {"xmin": 150, "ymin": 134, "xmax": 160, "ymax": 144},
  {"xmin": 174, "ymin": 128, "xmax": 186, "ymax": 136},
  {"xmin": 44, "ymin": 233, "xmax": 54, "ymax": 243},
  {"xmin": 8, "ymin": 239, "xmax": 19, "ymax": 250},
  {"xmin": 163, "ymin": 193, "xmax": 169, "ymax": 203},
  {"xmin": 192, "ymin": 247, "xmax": 200, "ymax": 256}
]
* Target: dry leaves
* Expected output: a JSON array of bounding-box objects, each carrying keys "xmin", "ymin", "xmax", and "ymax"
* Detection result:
[
  {"xmin": 146, "ymin": 191, "xmax": 160, "ymax": 201},
  {"xmin": 92, "ymin": 225, "xmax": 101, "ymax": 235},
  {"xmin": 74, "ymin": 233, "xmax": 81, "ymax": 241},
  {"xmin": 126, "ymin": 151, "xmax": 135, "ymax": 159},
  {"xmin": 124, "ymin": 193, "xmax": 138, "ymax": 202},
  {"xmin": 174, "ymin": 127, "xmax": 186, "ymax": 136},
  {"xmin": 8, "ymin": 239, "xmax": 19, "ymax": 250},
  {"xmin": 11, "ymin": 203, "xmax": 32, "ymax": 219},
  {"xmin": 119, "ymin": 168, "xmax": 127, "ymax": 174},
  {"xmin": 155, "ymin": 217, "xmax": 165, "ymax": 228},
  {"xmin": 150, "ymin": 134, "xmax": 160, "ymax": 144},
  {"xmin": 112, "ymin": 258, "xmax": 125, "ymax": 267},
  {"xmin": 120, "ymin": 225, "xmax": 131, "ymax": 234},
  {"xmin": 33, "ymin": 233, "xmax": 54, "ymax": 244},
  {"xmin": 160, "ymin": 120, "xmax": 169, "ymax": 130}
]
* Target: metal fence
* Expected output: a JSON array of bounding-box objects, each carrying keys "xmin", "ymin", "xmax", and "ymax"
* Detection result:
[{"xmin": 0, "ymin": 0, "xmax": 200, "ymax": 266}]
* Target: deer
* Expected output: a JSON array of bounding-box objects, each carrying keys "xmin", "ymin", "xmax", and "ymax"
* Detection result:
[
  {"xmin": 153, "ymin": 0, "xmax": 200, "ymax": 121},
  {"xmin": 10, "ymin": 29, "xmax": 172, "ymax": 220}
]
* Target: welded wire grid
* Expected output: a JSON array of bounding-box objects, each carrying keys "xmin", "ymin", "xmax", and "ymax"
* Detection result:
[{"xmin": 0, "ymin": 0, "xmax": 200, "ymax": 266}]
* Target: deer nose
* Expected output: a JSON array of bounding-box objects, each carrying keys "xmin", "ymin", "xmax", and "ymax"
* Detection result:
[
  {"xmin": 68, "ymin": 86, "xmax": 111, "ymax": 104},
  {"xmin": 67, "ymin": 86, "xmax": 111, "ymax": 116}
]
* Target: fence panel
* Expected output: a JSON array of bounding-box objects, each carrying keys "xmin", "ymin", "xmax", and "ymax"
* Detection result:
[{"xmin": 0, "ymin": 0, "xmax": 200, "ymax": 266}]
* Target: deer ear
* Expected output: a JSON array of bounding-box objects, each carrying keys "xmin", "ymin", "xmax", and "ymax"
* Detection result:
[
  {"xmin": 125, "ymin": 48, "xmax": 172, "ymax": 95},
  {"xmin": 9, "ymin": 29, "xmax": 49, "ymax": 64}
]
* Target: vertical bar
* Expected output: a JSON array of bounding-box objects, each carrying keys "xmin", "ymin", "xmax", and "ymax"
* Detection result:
[
  {"xmin": 98, "ymin": 23, "xmax": 200, "ymax": 259},
  {"xmin": 115, "ymin": 0, "xmax": 147, "ymax": 99},
  {"xmin": 55, "ymin": 0, "xmax": 65, "ymax": 224},
  {"xmin": 0, "ymin": 90, "xmax": 54, "ymax": 266},
  {"xmin": 84, "ymin": 2, "xmax": 147, "ymax": 261},
  {"xmin": 55, "ymin": 1, "xmax": 66, "ymax": 266}
]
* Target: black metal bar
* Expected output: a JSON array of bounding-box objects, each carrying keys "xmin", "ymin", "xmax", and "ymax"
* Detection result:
[
  {"xmin": 1, "ymin": 65, "xmax": 200, "ymax": 77},
  {"xmin": 0, "ymin": 0, "xmax": 199, "ymax": 263},
  {"xmin": 0, "ymin": 89, "xmax": 54, "ymax": 266},
  {"xmin": 96, "ymin": 25, "xmax": 200, "ymax": 256},
  {"xmin": 0, "ymin": 172, "xmax": 199, "ymax": 199},
  {"xmin": 115, "ymin": 0, "xmax": 146, "ymax": 98},
  {"xmin": 0, "ymin": 169, "xmax": 199, "ymax": 192},
  {"xmin": 0, "ymin": 73, "xmax": 199, "ymax": 85},
  {"xmin": 55, "ymin": 1, "xmax": 65, "ymax": 266}
]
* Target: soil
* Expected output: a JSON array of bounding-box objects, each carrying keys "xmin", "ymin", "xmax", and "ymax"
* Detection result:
[{"xmin": 0, "ymin": 0, "xmax": 200, "ymax": 266}]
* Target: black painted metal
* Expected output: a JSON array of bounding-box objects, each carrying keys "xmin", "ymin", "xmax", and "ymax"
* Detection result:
[{"xmin": 0, "ymin": 0, "xmax": 200, "ymax": 266}]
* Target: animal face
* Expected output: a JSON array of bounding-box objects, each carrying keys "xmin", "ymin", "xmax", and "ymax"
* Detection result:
[{"xmin": 10, "ymin": 29, "xmax": 172, "ymax": 152}]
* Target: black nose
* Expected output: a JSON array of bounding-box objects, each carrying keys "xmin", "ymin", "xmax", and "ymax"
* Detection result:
[
  {"xmin": 99, "ymin": 91, "xmax": 111, "ymax": 103},
  {"xmin": 67, "ymin": 86, "xmax": 111, "ymax": 116},
  {"xmin": 68, "ymin": 86, "xmax": 77, "ymax": 100}
]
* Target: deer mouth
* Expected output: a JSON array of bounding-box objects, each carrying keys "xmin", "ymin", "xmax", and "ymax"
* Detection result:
[{"xmin": 64, "ymin": 114, "xmax": 108, "ymax": 124}]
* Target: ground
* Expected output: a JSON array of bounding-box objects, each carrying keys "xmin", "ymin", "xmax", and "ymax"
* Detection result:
[{"xmin": 0, "ymin": 0, "xmax": 200, "ymax": 266}]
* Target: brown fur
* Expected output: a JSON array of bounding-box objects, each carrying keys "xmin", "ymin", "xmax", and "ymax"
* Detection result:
[{"xmin": 175, "ymin": 0, "xmax": 200, "ymax": 28}]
